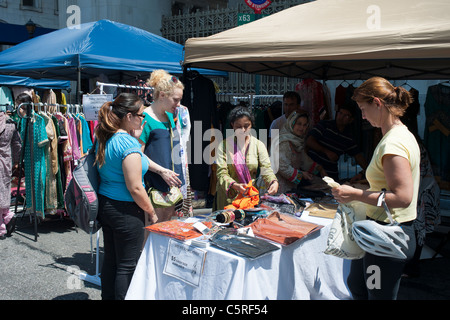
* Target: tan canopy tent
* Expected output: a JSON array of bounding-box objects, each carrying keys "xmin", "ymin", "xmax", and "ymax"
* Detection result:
[{"xmin": 184, "ymin": 0, "xmax": 450, "ymax": 80}]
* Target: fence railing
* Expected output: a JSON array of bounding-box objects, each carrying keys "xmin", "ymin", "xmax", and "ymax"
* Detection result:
[{"xmin": 161, "ymin": 0, "xmax": 311, "ymax": 98}]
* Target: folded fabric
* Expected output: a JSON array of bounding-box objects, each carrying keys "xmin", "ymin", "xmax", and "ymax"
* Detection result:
[
  {"xmin": 145, "ymin": 220, "xmax": 213, "ymax": 241},
  {"xmin": 250, "ymin": 211, "xmax": 323, "ymax": 245}
]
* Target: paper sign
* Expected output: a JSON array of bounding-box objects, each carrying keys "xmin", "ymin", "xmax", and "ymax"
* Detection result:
[
  {"xmin": 163, "ymin": 239, "xmax": 207, "ymax": 287},
  {"xmin": 82, "ymin": 94, "xmax": 112, "ymax": 121}
]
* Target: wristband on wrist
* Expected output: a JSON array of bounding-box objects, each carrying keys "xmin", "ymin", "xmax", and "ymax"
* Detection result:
[
  {"xmin": 293, "ymin": 171, "xmax": 303, "ymax": 184},
  {"xmin": 227, "ymin": 182, "xmax": 236, "ymax": 196},
  {"xmin": 309, "ymin": 162, "xmax": 321, "ymax": 175},
  {"xmin": 288, "ymin": 169, "xmax": 299, "ymax": 183}
]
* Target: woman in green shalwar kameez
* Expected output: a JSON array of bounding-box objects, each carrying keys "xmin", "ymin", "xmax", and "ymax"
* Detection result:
[{"xmin": 213, "ymin": 107, "xmax": 278, "ymax": 211}]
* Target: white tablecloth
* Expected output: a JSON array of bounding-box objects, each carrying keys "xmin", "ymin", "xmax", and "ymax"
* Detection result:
[{"xmin": 125, "ymin": 215, "xmax": 351, "ymax": 300}]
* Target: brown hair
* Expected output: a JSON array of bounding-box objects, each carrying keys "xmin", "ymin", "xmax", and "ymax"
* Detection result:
[
  {"xmin": 94, "ymin": 93, "xmax": 142, "ymax": 167},
  {"xmin": 351, "ymin": 76, "xmax": 412, "ymax": 117}
]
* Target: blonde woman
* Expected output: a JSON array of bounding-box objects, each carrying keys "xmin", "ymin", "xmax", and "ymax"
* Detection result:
[{"xmin": 139, "ymin": 70, "xmax": 185, "ymax": 222}]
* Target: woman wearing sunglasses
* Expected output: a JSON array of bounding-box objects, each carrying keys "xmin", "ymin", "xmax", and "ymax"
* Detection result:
[{"xmin": 95, "ymin": 93, "xmax": 158, "ymax": 300}]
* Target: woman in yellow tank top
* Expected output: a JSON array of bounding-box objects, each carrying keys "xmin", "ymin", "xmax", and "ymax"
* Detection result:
[{"xmin": 331, "ymin": 76, "xmax": 420, "ymax": 300}]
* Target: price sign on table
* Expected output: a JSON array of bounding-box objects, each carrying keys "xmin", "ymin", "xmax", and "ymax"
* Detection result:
[{"xmin": 163, "ymin": 239, "xmax": 207, "ymax": 287}]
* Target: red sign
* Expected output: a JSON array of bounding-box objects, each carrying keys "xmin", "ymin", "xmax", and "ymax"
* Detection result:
[{"xmin": 245, "ymin": 0, "xmax": 272, "ymax": 14}]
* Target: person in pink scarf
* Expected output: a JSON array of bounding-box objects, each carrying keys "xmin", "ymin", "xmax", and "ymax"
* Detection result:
[{"xmin": 213, "ymin": 107, "xmax": 278, "ymax": 211}]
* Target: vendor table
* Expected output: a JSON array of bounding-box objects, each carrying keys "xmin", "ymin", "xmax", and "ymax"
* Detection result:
[{"xmin": 125, "ymin": 215, "xmax": 351, "ymax": 300}]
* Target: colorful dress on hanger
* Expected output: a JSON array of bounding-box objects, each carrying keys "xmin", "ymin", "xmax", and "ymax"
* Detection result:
[
  {"xmin": 40, "ymin": 112, "xmax": 59, "ymax": 213},
  {"xmin": 50, "ymin": 115, "xmax": 65, "ymax": 209},
  {"xmin": 295, "ymin": 78, "xmax": 325, "ymax": 126},
  {"xmin": 0, "ymin": 113, "xmax": 21, "ymax": 210},
  {"xmin": 20, "ymin": 113, "xmax": 48, "ymax": 218},
  {"xmin": 0, "ymin": 87, "xmax": 14, "ymax": 110}
]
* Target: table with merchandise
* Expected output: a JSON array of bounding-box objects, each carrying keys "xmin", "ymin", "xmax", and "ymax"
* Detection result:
[{"xmin": 125, "ymin": 191, "xmax": 352, "ymax": 300}]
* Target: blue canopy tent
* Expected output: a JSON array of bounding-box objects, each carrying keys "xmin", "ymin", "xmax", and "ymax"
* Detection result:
[
  {"xmin": 0, "ymin": 22, "xmax": 57, "ymax": 45},
  {"xmin": 0, "ymin": 75, "xmax": 71, "ymax": 89},
  {"xmin": 0, "ymin": 19, "xmax": 227, "ymax": 102}
]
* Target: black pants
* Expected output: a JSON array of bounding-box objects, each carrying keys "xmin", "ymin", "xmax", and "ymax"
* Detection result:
[
  {"xmin": 347, "ymin": 221, "xmax": 416, "ymax": 300},
  {"xmin": 98, "ymin": 194, "xmax": 145, "ymax": 300}
]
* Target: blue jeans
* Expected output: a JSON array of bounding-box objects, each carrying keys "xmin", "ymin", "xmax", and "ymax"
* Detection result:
[{"xmin": 98, "ymin": 194, "xmax": 145, "ymax": 300}]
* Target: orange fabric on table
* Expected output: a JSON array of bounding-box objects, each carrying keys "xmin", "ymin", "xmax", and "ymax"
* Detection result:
[
  {"xmin": 224, "ymin": 181, "xmax": 259, "ymax": 210},
  {"xmin": 145, "ymin": 220, "xmax": 213, "ymax": 241}
]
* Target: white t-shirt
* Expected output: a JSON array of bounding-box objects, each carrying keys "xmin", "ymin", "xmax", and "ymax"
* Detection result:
[{"xmin": 268, "ymin": 114, "xmax": 287, "ymax": 138}]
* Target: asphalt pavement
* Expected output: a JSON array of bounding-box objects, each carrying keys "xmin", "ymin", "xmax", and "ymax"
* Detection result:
[{"xmin": 1, "ymin": 206, "xmax": 450, "ymax": 301}]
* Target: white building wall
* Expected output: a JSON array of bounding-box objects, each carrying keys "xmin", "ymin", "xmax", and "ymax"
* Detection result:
[
  {"xmin": 0, "ymin": 0, "xmax": 59, "ymax": 28},
  {"xmin": 57, "ymin": 0, "xmax": 172, "ymax": 35},
  {"xmin": 1, "ymin": 0, "xmax": 232, "ymax": 36}
]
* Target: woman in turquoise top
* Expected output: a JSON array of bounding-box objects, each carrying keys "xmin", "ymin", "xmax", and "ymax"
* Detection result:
[
  {"xmin": 95, "ymin": 93, "xmax": 157, "ymax": 300},
  {"xmin": 139, "ymin": 70, "xmax": 185, "ymax": 222}
]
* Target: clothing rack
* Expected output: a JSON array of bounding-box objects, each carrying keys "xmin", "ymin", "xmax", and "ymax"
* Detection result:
[
  {"xmin": 96, "ymin": 81, "xmax": 153, "ymax": 93},
  {"xmin": 34, "ymin": 101, "xmax": 100, "ymax": 286},
  {"xmin": 8, "ymin": 102, "xmax": 83, "ymax": 114},
  {"xmin": 244, "ymin": 94, "xmax": 283, "ymax": 109},
  {"xmin": 15, "ymin": 102, "xmax": 39, "ymax": 241},
  {"xmin": 217, "ymin": 93, "xmax": 283, "ymax": 106}
]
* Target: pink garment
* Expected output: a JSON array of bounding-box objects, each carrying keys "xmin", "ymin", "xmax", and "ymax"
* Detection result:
[
  {"xmin": 67, "ymin": 117, "xmax": 81, "ymax": 161},
  {"xmin": 295, "ymin": 78, "xmax": 325, "ymax": 126},
  {"xmin": 233, "ymin": 141, "xmax": 251, "ymax": 185},
  {"xmin": 0, "ymin": 208, "xmax": 14, "ymax": 236}
]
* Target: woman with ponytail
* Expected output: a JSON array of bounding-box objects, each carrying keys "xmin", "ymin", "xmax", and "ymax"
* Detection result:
[
  {"xmin": 331, "ymin": 77, "xmax": 420, "ymax": 300},
  {"xmin": 95, "ymin": 92, "xmax": 157, "ymax": 300}
]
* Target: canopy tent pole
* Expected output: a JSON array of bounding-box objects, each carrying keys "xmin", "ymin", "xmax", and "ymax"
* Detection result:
[{"xmin": 77, "ymin": 67, "xmax": 81, "ymax": 105}]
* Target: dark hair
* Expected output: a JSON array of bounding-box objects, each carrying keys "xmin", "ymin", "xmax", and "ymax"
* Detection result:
[
  {"xmin": 15, "ymin": 93, "xmax": 32, "ymax": 105},
  {"xmin": 228, "ymin": 106, "xmax": 255, "ymax": 127},
  {"xmin": 352, "ymin": 76, "xmax": 412, "ymax": 117},
  {"xmin": 95, "ymin": 93, "xmax": 143, "ymax": 167},
  {"xmin": 338, "ymin": 104, "xmax": 357, "ymax": 118},
  {"xmin": 283, "ymin": 91, "xmax": 301, "ymax": 105}
]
